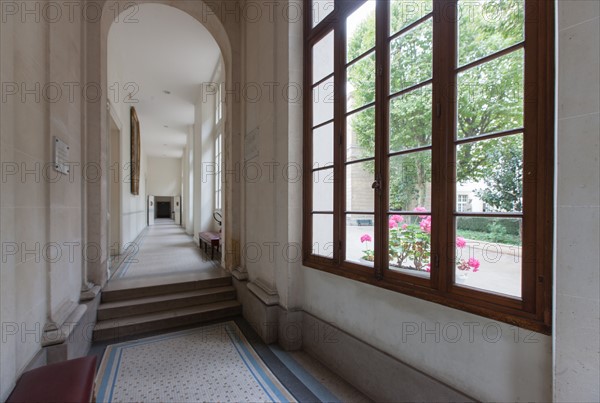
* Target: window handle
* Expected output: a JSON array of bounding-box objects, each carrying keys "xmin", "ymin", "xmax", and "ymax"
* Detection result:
[{"xmin": 371, "ymin": 180, "xmax": 381, "ymax": 190}]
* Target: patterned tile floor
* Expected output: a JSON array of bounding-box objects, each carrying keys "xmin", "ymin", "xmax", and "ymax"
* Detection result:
[
  {"xmin": 95, "ymin": 322, "xmax": 295, "ymax": 402},
  {"xmin": 91, "ymin": 317, "xmax": 371, "ymax": 403}
]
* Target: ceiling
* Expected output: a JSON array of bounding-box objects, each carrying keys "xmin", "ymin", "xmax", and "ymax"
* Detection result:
[{"xmin": 108, "ymin": 3, "xmax": 221, "ymax": 158}]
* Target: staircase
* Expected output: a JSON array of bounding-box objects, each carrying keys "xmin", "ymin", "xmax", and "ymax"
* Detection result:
[{"xmin": 93, "ymin": 272, "xmax": 241, "ymax": 342}]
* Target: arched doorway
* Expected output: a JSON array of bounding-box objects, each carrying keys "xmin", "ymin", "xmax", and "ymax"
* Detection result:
[{"xmin": 84, "ymin": 0, "xmax": 239, "ymax": 287}]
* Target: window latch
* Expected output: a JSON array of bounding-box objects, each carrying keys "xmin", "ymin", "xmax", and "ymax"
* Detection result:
[{"xmin": 371, "ymin": 180, "xmax": 381, "ymax": 190}]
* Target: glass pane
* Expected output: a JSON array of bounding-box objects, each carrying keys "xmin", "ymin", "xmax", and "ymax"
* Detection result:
[
  {"xmin": 455, "ymin": 217, "xmax": 522, "ymax": 298},
  {"xmin": 389, "ymin": 150, "xmax": 432, "ymax": 211},
  {"xmin": 390, "ymin": 0, "xmax": 433, "ymax": 36},
  {"xmin": 456, "ymin": 134, "xmax": 523, "ymax": 213},
  {"xmin": 312, "ymin": 214, "xmax": 334, "ymax": 257},
  {"xmin": 313, "ymin": 123, "xmax": 334, "ymax": 168},
  {"xmin": 312, "ymin": 0, "xmax": 334, "ymax": 27},
  {"xmin": 389, "ymin": 84, "xmax": 432, "ymax": 153},
  {"xmin": 347, "ymin": 106, "xmax": 375, "ymax": 161},
  {"xmin": 388, "ymin": 214, "xmax": 431, "ymax": 277},
  {"xmin": 313, "ymin": 31, "xmax": 334, "ymax": 84},
  {"xmin": 313, "ymin": 169, "xmax": 334, "ymax": 211},
  {"xmin": 347, "ymin": 1, "xmax": 376, "ymax": 62},
  {"xmin": 457, "ymin": 49, "xmax": 524, "ymax": 139},
  {"xmin": 390, "ymin": 18, "xmax": 433, "ymax": 94},
  {"xmin": 313, "ymin": 76, "xmax": 334, "ymax": 127},
  {"xmin": 458, "ymin": 0, "xmax": 525, "ymax": 67},
  {"xmin": 346, "ymin": 161, "xmax": 374, "ymax": 212},
  {"xmin": 347, "ymin": 51, "xmax": 376, "ymax": 112},
  {"xmin": 346, "ymin": 214, "xmax": 375, "ymax": 266}
]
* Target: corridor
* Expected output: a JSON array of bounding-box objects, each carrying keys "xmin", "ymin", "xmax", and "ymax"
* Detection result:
[
  {"xmin": 1, "ymin": 1, "xmax": 597, "ymax": 402},
  {"xmin": 112, "ymin": 219, "xmax": 220, "ymax": 280}
]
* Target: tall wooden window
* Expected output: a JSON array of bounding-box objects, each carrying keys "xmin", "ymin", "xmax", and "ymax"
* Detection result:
[{"xmin": 303, "ymin": 0, "xmax": 554, "ymax": 333}]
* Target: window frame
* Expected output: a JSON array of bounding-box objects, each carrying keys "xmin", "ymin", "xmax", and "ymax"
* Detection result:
[
  {"xmin": 303, "ymin": 0, "xmax": 554, "ymax": 334},
  {"xmin": 215, "ymin": 83, "xmax": 223, "ymax": 212}
]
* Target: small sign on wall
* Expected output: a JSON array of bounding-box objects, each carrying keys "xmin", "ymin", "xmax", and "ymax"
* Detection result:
[{"xmin": 53, "ymin": 136, "xmax": 70, "ymax": 175}]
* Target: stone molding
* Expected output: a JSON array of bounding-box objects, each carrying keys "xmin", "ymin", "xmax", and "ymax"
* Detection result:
[{"xmin": 247, "ymin": 279, "xmax": 279, "ymax": 306}]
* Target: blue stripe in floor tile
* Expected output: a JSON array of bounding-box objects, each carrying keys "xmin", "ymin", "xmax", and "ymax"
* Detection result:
[{"xmin": 268, "ymin": 345, "xmax": 341, "ymax": 403}]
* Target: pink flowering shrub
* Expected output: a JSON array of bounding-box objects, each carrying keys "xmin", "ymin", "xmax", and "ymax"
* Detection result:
[
  {"xmin": 390, "ymin": 215, "xmax": 404, "ymax": 223},
  {"xmin": 456, "ymin": 236, "xmax": 481, "ymax": 272},
  {"xmin": 360, "ymin": 207, "xmax": 481, "ymax": 274},
  {"xmin": 419, "ymin": 216, "xmax": 432, "ymax": 233},
  {"xmin": 360, "ymin": 233, "xmax": 374, "ymax": 261},
  {"xmin": 388, "ymin": 209, "xmax": 431, "ymax": 271}
]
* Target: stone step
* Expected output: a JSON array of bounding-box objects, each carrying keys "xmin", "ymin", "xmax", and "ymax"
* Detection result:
[
  {"xmin": 97, "ymin": 286, "xmax": 236, "ymax": 321},
  {"xmin": 93, "ymin": 300, "xmax": 242, "ymax": 342},
  {"xmin": 101, "ymin": 273, "xmax": 232, "ymax": 303}
]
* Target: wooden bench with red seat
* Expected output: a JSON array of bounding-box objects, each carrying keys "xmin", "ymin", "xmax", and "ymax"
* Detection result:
[
  {"xmin": 6, "ymin": 356, "xmax": 97, "ymax": 403},
  {"xmin": 198, "ymin": 231, "xmax": 221, "ymax": 260}
]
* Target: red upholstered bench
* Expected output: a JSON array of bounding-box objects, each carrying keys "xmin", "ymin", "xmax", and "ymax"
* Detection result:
[
  {"xmin": 199, "ymin": 231, "xmax": 221, "ymax": 259},
  {"xmin": 6, "ymin": 356, "xmax": 97, "ymax": 403}
]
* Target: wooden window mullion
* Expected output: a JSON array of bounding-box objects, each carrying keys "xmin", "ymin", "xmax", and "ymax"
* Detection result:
[
  {"xmin": 303, "ymin": 0, "xmax": 313, "ymax": 262},
  {"xmin": 521, "ymin": 0, "xmax": 538, "ymax": 314},
  {"xmin": 432, "ymin": 0, "xmax": 456, "ymax": 293},
  {"xmin": 334, "ymin": 16, "xmax": 344, "ymax": 265},
  {"xmin": 374, "ymin": 0, "xmax": 388, "ymax": 280}
]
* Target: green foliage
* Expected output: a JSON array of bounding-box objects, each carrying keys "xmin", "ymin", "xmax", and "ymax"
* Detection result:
[
  {"xmin": 347, "ymin": 0, "xmax": 525, "ymax": 213},
  {"xmin": 456, "ymin": 229, "xmax": 521, "ymax": 246},
  {"xmin": 361, "ymin": 248, "xmax": 375, "ymax": 262},
  {"xmin": 389, "ymin": 219, "xmax": 430, "ymax": 271},
  {"xmin": 458, "ymin": 0, "xmax": 524, "ymax": 66},
  {"xmin": 456, "ymin": 217, "xmax": 520, "ymax": 235},
  {"xmin": 347, "ymin": 9, "xmax": 375, "ymax": 62},
  {"xmin": 474, "ymin": 136, "xmax": 523, "ymax": 212},
  {"xmin": 347, "ymin": 53, "xmax": 376, "ymax": 111},
  {"xmin": 389, "ymin": 151, "xmax": 431, "ymax": 211}
]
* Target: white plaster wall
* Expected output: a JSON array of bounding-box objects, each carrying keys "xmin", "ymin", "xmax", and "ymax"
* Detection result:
[
  {"xmin": 0, "ymin": 7, "xmax": 84, "ymax": 400},
  {"xmin": 554, "ymin": 1, "xmax": 600, "ymax": 401},
  {"xmin": 237, "ymin": 0, "xmax": 306, "ymax": 310},
  {"xmin": 47, "ymin": 6, "xmax": 84, "ymax": 325},
  {"xmin": 241, "ymin": 0, "xmax": 281, "ymax": 292},
  {"xmin": 301, "ymin": 269, "xmax": 552, "ymax": 401},
  {"xmin": 273, "ymin": 0, "xmax": 305, "ymax": 310},
  {"xmin": 0, "ymin": 10, "xmax": 18, "ymax": 399},
  {"xmin": 147, "ymin": 157, "xmax": 182, "ymax": 197},
  {"xmin": 107, "ymin": 27, "xmax": 148, "ymax": 246}
]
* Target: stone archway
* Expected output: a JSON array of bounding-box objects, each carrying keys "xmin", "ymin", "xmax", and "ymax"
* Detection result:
[{"xmin": 84, "ymin": 0, "xmax": 240, "ymax": 287}]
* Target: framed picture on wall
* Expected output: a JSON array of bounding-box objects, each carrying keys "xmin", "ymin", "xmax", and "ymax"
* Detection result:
[{"xmin": 130, "ymin": 106, "xmax": 141, "ymax": 195}]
